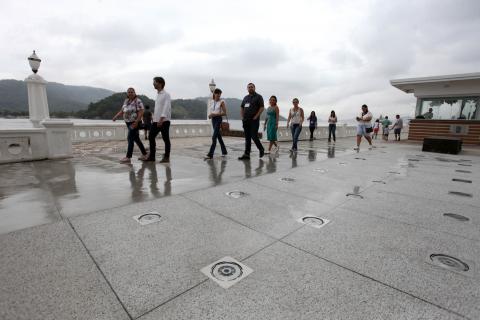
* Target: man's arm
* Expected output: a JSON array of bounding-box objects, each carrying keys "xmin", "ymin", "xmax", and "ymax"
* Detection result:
[
  {"xmin": 253, "ymin": 95, "xmax": 264, "ymax": 120},
  {"xmin": 240, "ymin": 98, "xmax": 245, "ymax": 120},
  {"xmin": 158, "ymin": 93, "xmax": 171, "ymax": 126}
]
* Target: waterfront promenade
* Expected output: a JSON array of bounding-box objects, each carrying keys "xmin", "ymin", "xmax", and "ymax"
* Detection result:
[{"xmin": 1, "ymin": 135, "xmax": 479, "ymax": 319}]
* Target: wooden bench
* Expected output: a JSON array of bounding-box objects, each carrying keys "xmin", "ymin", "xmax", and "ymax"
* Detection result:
[{"xmin": 422, "ymin": 136, "xmax": 462, "ymax": 154}]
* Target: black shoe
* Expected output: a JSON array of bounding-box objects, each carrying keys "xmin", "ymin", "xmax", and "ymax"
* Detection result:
[
  {"xmin": 204, "ymin": 155, "xmax": 213, "ymax": 160},
  {"xmin": 222, "ymin": 152, "xmax": 228, "ymax": 157},
  {"xmin": 259, "ymin": 149, "xmax": 265, "ymax": 158},
  {"xmin": 238, "ymin": 154, "xmax": 250, "ymax": 160},
  {"xmin": 159, "ymin": 157, "xmax": 170, "ymax": 163}
]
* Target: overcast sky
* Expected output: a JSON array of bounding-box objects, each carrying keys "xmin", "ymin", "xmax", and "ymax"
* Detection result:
[{"xmin": 1, "ymin": 0, "xmax": 479, "ymax": 119}]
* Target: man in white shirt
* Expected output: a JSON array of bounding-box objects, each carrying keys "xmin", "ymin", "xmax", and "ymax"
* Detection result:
[
  {"xmin": 144, "ymin": 76, "xmax": 172, "ymax": 163},
  {"xmin": 392, "ymin": 114, "xmax": 403, "ymax": 141}
]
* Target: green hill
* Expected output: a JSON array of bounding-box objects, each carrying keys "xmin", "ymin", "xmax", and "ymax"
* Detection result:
[{"xmin": 0, "ymin": 79, "xmax": 113, "ymax": 113}]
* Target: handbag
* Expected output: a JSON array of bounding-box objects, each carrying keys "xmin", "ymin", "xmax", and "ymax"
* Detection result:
[
  {"xmin": 220, "ymin": 114, "xmax": 230, "ymax": 131},
  {"xmin": 366, "ymin": 127, "xmax": 373, "ymax": 133}
]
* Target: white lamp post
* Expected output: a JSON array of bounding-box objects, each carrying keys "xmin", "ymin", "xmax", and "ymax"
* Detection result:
[
  {"xmin": 25, "ymin": 50, "xmax": 50, "ymax": 125},
  {"xmin": 207, "ymin": 78, "xmax": 216, "ymax": 120}
]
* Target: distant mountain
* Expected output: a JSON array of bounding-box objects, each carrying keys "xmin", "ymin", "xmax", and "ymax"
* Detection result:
[
  {"xmin": 75, "ymin": 94, "xmax": 285, "ymax": 120},
  {"xmin": 0, "ymin": 79, "xmax": 114, "ymax": 113}
]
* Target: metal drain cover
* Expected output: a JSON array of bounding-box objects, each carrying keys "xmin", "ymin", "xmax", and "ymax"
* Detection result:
[
  {"xmin": 133, "ymin": 212, "xmax": 162, "ymax": 225},
  {"xmin": 201, "ymin": 256, "xmax": 253, "ymax": 289},
  {"xmin": 429, "ymin": 254, "xmax": 469, "ymax": 272},
  {"xmin": 449, "ymin": 191, "xmax": 473, "ymax": 197},
  {"xmin": 408, "ymin": 159, "xmax": 419, "ymax": 162},
  {"xmin": 388, "ymin": 171, "xmax": 401, "ymax": 174},
  {"xmin": 458, "ymin": 163, "xmax": 472, "ymax": 167},
  {"xmin": 452, "ymin": 178, "xmax": 472, "ymax": 183},
  {"xmin": 226, "ymin": 191, "xmax": 248, "ymax": 199},
  {"xmin": 338, "ymin": 162, "xmax": 348, "ymax": 166},
  {"xmin": 443, "ymin": 213, "xmax": 470, "ymax": 222},
  {"xmin": 314, "ymin": 168, "xmax": 328, "ymax": 173},
  {"xmin": 280, "ymin": 177, "xmax": 295, "ymax": 182},
  {"xmin": 354, "ymin": 157, "xmax": 366, "ymax": 160},
  {"xmin": 297, "ymin": 215, "xmax": 330, "ymax": 229},
  {"xmin": 372, "ymin": 180, "xmax": 386, "ymax": 184}
]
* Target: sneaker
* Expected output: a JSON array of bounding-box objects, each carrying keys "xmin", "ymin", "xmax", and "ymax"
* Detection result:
[
  {"xmin": 238, "ymin": 154, "xmax": 250, "ymax": 160},
  {"xmin": 259, "ymin": 149, "xmax": 265, "ymax": 158},
  {"xmin": 204, "ymin": 155, "xmax": 213, "ymax": 160},
  {"xmin": 138, "ymin": 154, "xmax": 148, "ymax": 161},
  {"xmin": 222, "ymin": 152, "xmax": 228, "ymax": 157},
  {"xmin": 119, "ymin": 157, "xmax": 131, "ymax": 163},
  {"xmin": 353, "ymin": 147, "xmax": 359, "ymax": 151}
]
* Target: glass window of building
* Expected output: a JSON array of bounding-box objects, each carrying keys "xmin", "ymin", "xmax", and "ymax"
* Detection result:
[{"xmin": 418, "ymin": 97, "xmax": 479, "ymax": 120}]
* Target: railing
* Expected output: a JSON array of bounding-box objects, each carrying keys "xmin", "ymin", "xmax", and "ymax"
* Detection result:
[{"xmin": 72, "ymin": 122, "xmax": 213, "ymax": 142}]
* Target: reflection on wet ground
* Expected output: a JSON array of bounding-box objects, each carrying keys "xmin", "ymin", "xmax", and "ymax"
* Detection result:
[{"xmin": 0, "ymin": 137, "xmax": 350, "ymax": 234}]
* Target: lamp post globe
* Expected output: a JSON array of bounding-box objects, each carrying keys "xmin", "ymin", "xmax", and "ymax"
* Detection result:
[
  {"xmin": 209, "ymin": 78, "xmax": 216, "ymax": 93},
  {"xmin": 28, "ymin": 50, "xmax": 41, "ymax": 74}
]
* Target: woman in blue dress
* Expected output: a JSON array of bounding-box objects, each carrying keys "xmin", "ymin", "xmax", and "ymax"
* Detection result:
[{"xmin": 263, "ymin": 95, "xmax": 280, "ymax": 154}]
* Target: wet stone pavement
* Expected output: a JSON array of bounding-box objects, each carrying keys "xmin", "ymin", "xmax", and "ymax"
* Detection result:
[{"xmin": 0, "ymin": 135, "xmax": 479, "ymax": 319}]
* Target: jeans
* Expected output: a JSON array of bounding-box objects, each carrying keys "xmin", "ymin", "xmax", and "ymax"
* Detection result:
[
  {"xmin": 126, "ymin": 122, "xmax": 146, "ymax": 158},
  {"xmin": 291, "ymin": 124, "xmax": 302, "ymax": 150},
  {"xmin": 148, "ymin": 121, "xmax": 171, "ymax": 160},
  {"xmin": 208, "ymin": 116, "xmax": 227, "ymax": 156},
  {"xmin": 328, "ymin": 124, "xmax": 336, "ymax": 141},
  {"xmin": 243, "ymin": 118, "xmax": 264, "ymax": 155},
  {"xmin": 309, "ymin": 126, "xmax": 315, "ymax": 139}
]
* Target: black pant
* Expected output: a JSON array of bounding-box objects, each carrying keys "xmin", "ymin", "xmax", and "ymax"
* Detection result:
[
  {"xmin": 309, "ymin": 126, "xmax": 315, "ymax": 139},
  {"xmin": 126, "ymin": 122, "xmax": 146, "ymax": 158},
  {"xmin": 148, "ymin": 121, "xmax": 171, "ymax": 160},
  {"xmin": 328, "ymin": 124, "xmax": 336, "ymax": 141},
  {"xmin": 208, "ymin": 116, "xmax": 227, "ymax": 156},
  {"xmin": 243, "ymin": 118, "xmax": 264, "ymax": 155}
]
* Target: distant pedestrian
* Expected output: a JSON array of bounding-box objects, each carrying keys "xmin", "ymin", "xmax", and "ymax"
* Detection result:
[
  {"xmin": 286, "ymin": 98, "xmax": 304, "ymax": 152},
  {"xmin": 142, "ymin": 105, "xmax": 152, "ymax": 140},
  {"xmin": 354, "ymin": 104, "xmax": 373, "ymax": 150},
  {"xmin": 423, "ymin": 107, "xmax": 434, "ymax": 119},
  {"xmin": 144, "ymin": 76, "xmax": 171, "ymax": 163},
  {"xmin": 238, "ymin": 83, "xmax": 265, "ymax": 160},
  {"xmin": 205, "ymin": 88, "xmax": 228, "ymax": 159},
  {"xmin": 381, "ymin": 116, "xmax": 392, "ymax": 140},
  {"xmin": 328, "ymin": 110, "xmax": 337, "ymax": 143},
  {"xmin": 307, "ymin": 111, "xmax": 317, "ymax": 141},
  {"xmin": 372, "ymin": 119, "xmax": 380, "ymax": 139},
  {"xmin": 392, "ymin": 114, "xmax": 403, "ymax": 141},
  {"xmin": 112, "ymin": 87, "xmax": 148, "ymax": 164},
  {"xmin": 263, "ymin": 95, "xmax": 280, "ymax": 154}
]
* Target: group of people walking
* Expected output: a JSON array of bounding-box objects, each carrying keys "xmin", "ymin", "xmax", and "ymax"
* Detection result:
[
  {"xmin": 113, "ymin": 79, "xmax": 402, "ymax": 163},
  {"xmin": 372, "ymin": 114, "xmax": 404, "ymax": 141},
  {"xmin": 113, "ymin": 77, "xmax": 171, "ymax": 164}
]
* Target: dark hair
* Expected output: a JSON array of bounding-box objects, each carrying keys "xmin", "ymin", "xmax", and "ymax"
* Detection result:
[
  {"xmin": 153, "ymin": 77, "xmax": 165, "ymax": 88},
  {"xmin": 145, "ymin": 105, "xmax": 150, "ymax": 110},
  {"xmin": 385, "ymin": 116, "xmax": 389, "ymax": 119},
  {"xmin": 396, "ymin": 114, "xmax": 400, "ymax": 117},
  {"xmin": 375, "ymin": 119, "xmax": 379, "ymax": 122},
  {"xmin": 270, "ymin": 95, "xmax": 277, "ymax": 102},
  {"xmin": 292, "ymin": 98, "xmax": 299, "ymax": 103},
  {"xmin": 330, "ymin": 110, "xmax": 336, "ymax": 117},
  {"xmin": 247, "ymin": 82, "xmax": 255, "ymax": 87},
  {"xmin": 213, "ymin": 88, "xmax": 222, "ymax": 95},
  {"xmin": 311, "ymin": 111, "xmax": 316, "ymax": 116}
]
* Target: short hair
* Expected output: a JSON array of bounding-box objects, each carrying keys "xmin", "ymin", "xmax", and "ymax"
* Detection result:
[
  {"xmin": 213, "ymin": 88, "xmax": 222, "ymax": 95},
  {"xmin": 385, "ymin": 116, "xmax": 389, "ymax": 119},
  {"xmin": 292, "ymin": 98, "xmax": 299, "ymax": 103},
  {"xmin": 396, "ymin": 114, "xmax": 400, "ymax": 117},
  {"xmin": 247, "ymin": 83, "xmax": 255, "ymax": 87},
  {"xmin": 153, "ymin": 77, "xmax": 165, "ymax": 87},
  {"xmin": 361, "ymin": 104, "xmax": 368, "ymax": 108}
]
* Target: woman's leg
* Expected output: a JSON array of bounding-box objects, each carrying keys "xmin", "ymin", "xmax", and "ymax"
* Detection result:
[
  {"xmin": 126, "ymin": 123, "xmax": 135, "ymax": 158},
  {"xmin": 332, "ymin": 125, "xmax": 336, "ymax": 142},
  {"xmin": 217, "ymin": 121, "xmax": 227, "ymax": 155},
  {"xmin": 328, "ymin": 124, "xmax": 332, "ymax": 142},
  {"xmin": 132, "ymin": 126, "xmax": 147, "ymax": 155},
  {"xmin": 208, "ymin": 118, "xmax": 220, "ymax": 156},
  {"xmin": 309, "ymin": 127, "xmax": 314, "ymax": 140}
]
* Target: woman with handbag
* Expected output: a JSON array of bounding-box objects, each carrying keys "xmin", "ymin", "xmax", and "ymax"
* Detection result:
[
  {"xmin": 354, "ymin": 104, "xmax": 374, "ymax": 151},
  {"xmin": 263, "ymin": 95, "xmax": 280, "ymax": 154},
  {"xmin": 205, "ymin": 88, "xmax": 228, "ymax": 159},
  {"xmin": 112, "ymin": 87, "xmax": 148, "ymax": 163}
]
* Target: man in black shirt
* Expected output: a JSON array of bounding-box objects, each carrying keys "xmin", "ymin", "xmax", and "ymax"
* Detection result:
[{"xmin": 238, "ymin": 83, "xmax": 265, "ymax": 160}]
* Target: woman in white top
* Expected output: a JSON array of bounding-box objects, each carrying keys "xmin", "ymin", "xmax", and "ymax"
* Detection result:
[
  {"xmin": 286, "ymin": 98, "xmax": 305, "ymax": 152},
  {"xmin": 205, "ymin": 88, "xmax": 228, "ymax": 159},
  {"xmin": 328, "ymin": 110, "xmax": 337, "ymax": 143},
  {"xmin": 355, "ymin": 104, "xmax": 373, "ymax": 150},
  {"xmin": 112, "ymin": 87, "xmax": 148, "ymax": 163}
]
